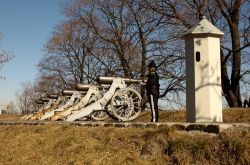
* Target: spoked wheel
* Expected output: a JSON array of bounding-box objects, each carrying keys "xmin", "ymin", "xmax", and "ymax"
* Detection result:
[
  {"xmin": 104, "ymin": 104, "xmax": 119, "ymax": 121},
  {"xmin": 89, "ymin": 92, "xmax": 109, "ymax": 121},
  {"xmin": 110, "ymin": 88, "xmax": 141, "ymax": 121},
  {"xmin": 90, "ymin": 110, "xmax": 109, "ymax": 121}
]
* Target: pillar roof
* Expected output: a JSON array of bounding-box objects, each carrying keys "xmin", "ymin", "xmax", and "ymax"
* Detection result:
[{"xmin": 182, "ymin": 16, "xmax": 224, "ymax": 38}]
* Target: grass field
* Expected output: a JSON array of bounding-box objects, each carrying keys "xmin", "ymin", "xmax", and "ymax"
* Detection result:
[
  {"xmin": 1, "ymin": 108, "xmax": 250, "ymax": 123},
  {"xmin": 0, "ymin": 109, "xmax": 249, "ymax": 164}
]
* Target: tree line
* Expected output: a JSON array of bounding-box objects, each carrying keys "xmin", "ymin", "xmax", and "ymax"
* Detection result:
[{"xmin": 17, "ymin": 0, "xmax": 250, "ymax": 114}]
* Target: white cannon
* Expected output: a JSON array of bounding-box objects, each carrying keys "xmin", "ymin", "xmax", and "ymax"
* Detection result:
[
  {"xmin": 29, "ymin": 95, "xmax": 64, "ymax": 120},
  {"xmin": 35, "ymin": 97, "xmax": 51, "ymax": 112},
  {"xmin": 50, "ymin": 84, "xmax": 102, "ymax": 121},
  {"xmin": 66, "ymin": 76, "xmax": 142, "ymax": 122},
  {"xmin": 35, "ymin": 97, "xmax": 53, "ymax": 112},
  {"xmin": 38, "ymin": 90, "xmax": 83, "ymax": 120},
  {"xmin": 20, "ymin": 99, "xmax": 46, "ymax": 120},
  {"xmin": 21, "ymin": 97, "xmax": 53, "ymax": 120}
]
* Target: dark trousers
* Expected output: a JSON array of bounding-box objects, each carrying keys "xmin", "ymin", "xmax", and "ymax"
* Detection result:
[{"xmin": 148, "ymin": 94, "xmax": 159, "ymax": 122}]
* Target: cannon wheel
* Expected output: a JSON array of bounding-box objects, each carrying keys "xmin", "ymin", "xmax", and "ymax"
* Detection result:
[
  {"xmin": 110, "ymin": 88, "xmax": 141, "ymax": 121},
  {"xmin": 91, "ymin": 110, "xmax": 109, "ymax": 121},
  {"xmin": 89, "ymin": 92, "xmax": 109, "ymax": 121}
]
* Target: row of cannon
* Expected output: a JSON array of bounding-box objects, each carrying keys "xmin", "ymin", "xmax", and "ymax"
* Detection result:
[{"xmin": 21, "ymin": 76, "xmax": 143, "ymax": 122}]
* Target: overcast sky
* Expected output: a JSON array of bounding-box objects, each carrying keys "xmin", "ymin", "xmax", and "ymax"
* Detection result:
[{"xmin": 0, "ymin": 0, "xmax": 66, "ymax": 106}]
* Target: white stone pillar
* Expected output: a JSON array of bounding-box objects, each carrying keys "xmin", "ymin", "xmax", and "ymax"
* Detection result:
[{"xmin": 182, "ymin": 16, "xmax": 224, "ymax": 122}]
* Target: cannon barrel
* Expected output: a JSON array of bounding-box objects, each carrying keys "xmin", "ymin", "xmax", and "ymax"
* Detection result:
[
  {"xmin": 36, "ymin": 100, "xmax": 44, "ymax": 104},
  {"xmin": 97, "ymin": 76, "xmax": 142, "ymax": 84},
  {"xmin": 76, "ymin": 83, "xmax": 103, "ymax": 91},
  {"xmin": 41, "ymin": 97, "xmax": 50, "ymax": 102},
  {"xmin": 49, "ymin": 94, "xmax": 58, "ymax": 99},
  {"xmin": 76, "ymin": 84, "xmax": 93, "ymax": 91},
  {"xmin": 62, "ymin": 90, "xmax": 76, "ymax": 96},
  {"xmin": 62, "ymin": 89, "xmax": 86, "ymax": 96}
]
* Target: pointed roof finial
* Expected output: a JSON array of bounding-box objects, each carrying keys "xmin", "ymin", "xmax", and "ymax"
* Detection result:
[{"xmin": 181, "ymin": 15, "xmax": 224, "ymax": 38}]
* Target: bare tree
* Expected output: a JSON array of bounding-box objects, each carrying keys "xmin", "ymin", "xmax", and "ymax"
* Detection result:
[
  {"xmin": 215, "ymin": 0, "xmax": 250, "ymax": 107},
  {"xmin": 37, "ymin": 0, "xmax": 249, "ymax": 108},
  {"xmin": 37, "ymin": 0, "xmax": 188, "ymax": 108},
  {"xmin": 145, "ymin": 0, "xmax": 250, "ymax": 107},
  {"xmin": 42, "ymin": 19, "xmax": 91, "ymax": 86},
  {"xmin": 39, "ymin": 0, "xmax": 143, "ymax": 93},
  {"xmin": 0, "ymin": 33, "xmax": 13, "ymax": 79},
  {"xmin": 40, "ymin": 14, "xmax": 115, "ymax": 89},
  {"xmin": 64, "ymin": 0, "xmax": 144, "ymax": 78},
  {"xmin": 6, "ymin": 101, "xmax": 16, "ymax": 114},
  {"xmin": 16, "ymin": 82, "xmax": 40, "ymax": 115}
]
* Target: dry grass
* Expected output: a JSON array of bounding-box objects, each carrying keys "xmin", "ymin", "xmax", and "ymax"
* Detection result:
[
  {"xmin": 223, "ymin": 108, "xmax": 250, "ymax": 123},
  {"xmin": 0, "ymin": 125, "xmax": 249, "ymax": 165},
  {"xmin": 0, "ymin": 114, "xmax": 21, "ymax": 121},
  {"xmin": 136, "ymin": 108, "xmax": 250, "ymax": 123},
  {"xmin": 0, "ymin": 108, "xmax": 249, "ymax": 164},
  {"xmin": 1, "ymin": 108, "xmax": 250, "ymax": 123}
]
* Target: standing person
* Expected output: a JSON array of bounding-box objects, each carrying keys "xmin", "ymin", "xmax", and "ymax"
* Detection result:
[
  {"xmin": 243, "ymin": 98, "xmax": 248, "ymax": 108},
  {"xmin": 146, "ymin": 60, "xmax": 160, "ymax": 122}
]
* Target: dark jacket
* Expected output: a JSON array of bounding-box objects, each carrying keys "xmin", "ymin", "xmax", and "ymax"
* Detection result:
[{"xmin": 146, "ymin": 73, "xmax": 160, "ymax": 96}]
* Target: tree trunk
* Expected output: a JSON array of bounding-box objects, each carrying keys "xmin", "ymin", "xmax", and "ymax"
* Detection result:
[
  {"xmin": 230, "ymin": 24, "xmax": 242, "ymax": 107},
  {"xmin": 216, "ymin": 0, "xmax": 242, "ymax": 107},
  {"xmin": 221, "ymin": 26, "xmax": 242, "ymax": 107},
  {"xmin": 119, "ymin": 54, "xmax": 131, "ymax": 78},
  {"xmin": 221, "ymin": 50, "xmax": 238, "ymax": 107},
  {"xmin": 117, "ymin": 41, "xmax": 132, "ymax": 78},
  {"xmin": 140, "ymin": 32, "xmax": 147, "ymax": 98}
]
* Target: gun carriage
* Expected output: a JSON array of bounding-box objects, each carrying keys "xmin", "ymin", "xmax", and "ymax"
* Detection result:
[
  {"xmin": 50, "ymin": 84, "xmax": 102, "ymax": 121},
  {"xmin": 20, "ymin": 97, "xmax": 52, "ymax": 120},
  {"xmin": 65, "ymin": 76, "xmax": 142, "ymax": 122},
  {"xmin": 38, "ymin": 90, "xmax": 84, "ymax": 120},
  {"xmin": 29, "ymin": 95, "xmax": 63, "ymax": 120},
  {"xmin": 21, "ymin": 76, "xmax": 144, "ymax": 122}
]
